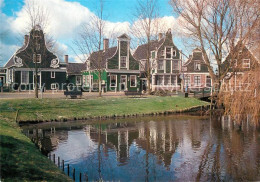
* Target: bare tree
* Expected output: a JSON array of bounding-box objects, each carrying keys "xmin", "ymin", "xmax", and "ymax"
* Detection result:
[
  {"xmin": 170, "ymin": 0, "xmax": 259, "ymax": 107},
  {"xmin": 131, "ymin": 0, "xmax": 160, "ymax": 94},
  {"xmin": 73, "ymin": 0, "xmax": 115, "ymax": 97}
]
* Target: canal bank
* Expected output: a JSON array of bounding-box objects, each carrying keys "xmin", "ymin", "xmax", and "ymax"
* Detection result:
[{"xmin": 0, "ymin": 96, "xmax": 209, "ymax": 180}]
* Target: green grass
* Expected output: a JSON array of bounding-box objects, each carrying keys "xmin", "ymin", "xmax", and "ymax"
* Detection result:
[
  {"xmin": 0, "ymin": 96, "xmax": 209, "ymax": 122},
  {"xmin": 0, "ymin": 117, "xmax": 72, "ymax": 181}
]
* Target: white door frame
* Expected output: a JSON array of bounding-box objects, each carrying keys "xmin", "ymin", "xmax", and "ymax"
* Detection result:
[{"xmin": 120, "ymin": 75, "xmax": 127, "ymax": 91}]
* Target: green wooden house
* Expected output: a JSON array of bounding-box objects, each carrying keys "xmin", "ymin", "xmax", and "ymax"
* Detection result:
[
  {"xmin": 83, "ymin": 34, "xmax": 140, "ymax": 92},
  {"xmin": 4, "ymin": 25, "xmax": 67, "ymax": 91}
]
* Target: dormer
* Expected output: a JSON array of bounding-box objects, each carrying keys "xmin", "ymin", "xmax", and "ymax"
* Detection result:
[{"xmin": 118, "ymin": 34, "xmax": 131, "ymax": 70}]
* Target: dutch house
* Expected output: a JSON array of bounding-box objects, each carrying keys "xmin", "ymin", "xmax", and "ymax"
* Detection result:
[
  {"xmin": 182, "ymin": 48, "xmax": 212, "ymax": 91},
  {"xmin": 133, "ymin": 29, "xmax": 182, "ymax": 92},
  {"xmin": 222, "ymin": 42, "xmax": 259, "ymax": 91},
  {"xmin": 83, "ymin": 34, "xmax": 140, "ymax": 92},
  {"xmin": 4, "ymin": 25, "xmax": 67, "ymax": 91}
]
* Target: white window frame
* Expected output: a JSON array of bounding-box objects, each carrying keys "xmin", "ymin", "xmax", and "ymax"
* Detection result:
[
  {"xmin": 151, "ymin": 51, "xmax": 156, "ymax": 59},
  {"xmin": 120, "ymin": 56, "xmax": 127, "ymax": 68},
  {"xmin": 243, "ymin": 59, "xmax": 250, "ymax": 68},
  {"xmin": 51, "ymin": 71, "xmax": 55, "ymax": 78},
  {"xmin": 33, "ymin": 54, "xmax": 41, "ymax": 63},
  {"xmin": 184, "ymin": 75, "xmax": 190, "ymax": 86},
  {"xmin": 110, "ymin": 75, "xmax": 117, "ymax": 87},
  {"xmin": 21, "ymin": 71, "xmax": 29, "ymax": 84},
  {"xmin": 165, "ymin": 47, "xmax": 172, "ymax": 59},
  {"xmin": 8, "ymin": 69, "xmax": 13, "ymax": 83},
  {"xmin": 194, "ymin": 75, "xmax": 201, "ymax": 86},
  {"xmin": 158, "ymin": 60, "xmax": 164, "ymax": 70},
  {"xmin": 76, "ymin": 76, "xmax": 82, "ymax": 85},
  {"xmin": 172, "ymin": 50, "xmax": 176, "ymax": 57},
  {"xmin": 130, "ymin": 75, "xmax": 137, "ymax": 87},
  {"xmin": 51, "ymin": 83, "xmax": 57, "ymax": 90},
  {"xmin": 194, "ymin": 62, "xmax": 201, "ymax": 71}
]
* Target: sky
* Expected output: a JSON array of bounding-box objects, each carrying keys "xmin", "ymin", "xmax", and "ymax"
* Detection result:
[{"xmin": 0, "ymin": 0, "xmax": 185, "ymax": 66}]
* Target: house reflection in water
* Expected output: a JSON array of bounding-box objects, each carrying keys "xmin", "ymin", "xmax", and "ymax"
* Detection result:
[{"xmin": 22, "ymin": 116, "xmax": 260, "ymax": 181}]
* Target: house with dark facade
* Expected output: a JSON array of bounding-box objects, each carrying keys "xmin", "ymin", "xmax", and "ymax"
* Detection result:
[
  {"xmin": 133, "ymin": 29, "xmax": 182, "ymax": 91},
  {"xmin": 222, "ymin": 42, "xmax": 259, "ymax": 91},
  {"xmin": 182, "ymin": 48, "xmax": 211, "ymax": 91},
  {"xmin": 4, "ymin": 25, "xmax": 67, "ymax": 91},
  {"xmin": 83, "ymin": 34, "xmax": 140, "ymax": 92}
]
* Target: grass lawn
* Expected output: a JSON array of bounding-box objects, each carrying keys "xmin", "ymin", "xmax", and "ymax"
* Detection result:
[
  {"xmin": 0, "ymin": 117, "xmax": 72, "ymax": 181},
  {"xmin": 0, "ymin": 96, "xmax": 209, "ymax": 123}
]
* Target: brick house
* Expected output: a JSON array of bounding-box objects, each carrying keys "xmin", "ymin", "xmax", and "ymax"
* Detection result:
[{"xmin": 182, "ymin": 48, "xmax": 211, "ymax": 91}]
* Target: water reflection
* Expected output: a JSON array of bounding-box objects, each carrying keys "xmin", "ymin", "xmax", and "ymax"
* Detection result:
[{"xmin": 22, "ymin": 116, "xmax": 260, "ymax": 181}]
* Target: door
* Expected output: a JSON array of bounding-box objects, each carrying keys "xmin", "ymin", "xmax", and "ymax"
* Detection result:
[{"xmin": 120, "ymin": 75, "xmax": 127, "ymax": 91}]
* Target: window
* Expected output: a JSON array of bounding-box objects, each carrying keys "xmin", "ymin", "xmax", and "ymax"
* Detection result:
[
  {"xmin": 194, "ymin": 76, "xmax": 201, "ymax": 86},
  {"xmin": 164, "ymin": 75, "xmax": 170, "ymax": 85},
  {"xmin": 33, "ymin": 54, "xmax": 41, "ymax": 63},
  {"xmin": 21, "ymin": 71, "xmax": 29, "ymax": 84},
  {"xmin": 206, "ymin": 76, "xmax": 211, "ymax": 87},
  {"xmin": 172, "ymin": 50, "xmax": 176, "ymax": 57},
  {"xmin": 120, "ymin": 56, "xmax": 127, "ymax": 68},
  {"xmin": 194, "ymin": 62, "xmax": 201, "ymax": 71},
  {"xmin": 172, "ymin": 61, "xmax": 179, "ymax": 70},
  {"xmin": 243, "ymin": 59, "xmax": 250, "ymax": 68},
  {"xmin": 110, "ymin": 75, "xmax": 117, "ymax": 87},
  {"xmin": 140, "ymin": 60, "xmax": 146, "ymax": 71},
  {"xmin": 158, "ymin": 75, "xmax": 163, "ymax": 85},
  {"xmin": 8, "ymin": 69, "xmax": 13, "ymax": 83},
  {"xmin": 51, "ymin": 83, "xmax": 57, "ymax": 90},
  {"xmin": 184, "ymin": 75, "xmax": 190, "ymax": 86},
  {"xmin": 160, "ymin": 50, "xmax": 165, "ymax": 58},
  {"xmin": 171, "ymin": 75, "xmax": 177, "ymax": 86},
  {"xmin": 151, "ymin": 51, "xmax": 156, "ymax": 59},
  {"xmin": 85, "ymin": 75, "xmax": 93, "ymax": 86},
  {"xmin": 76, "ymin": 76, "xmax": 82, "ymax": 85},
  {"xmin": 130, "ymin": 75, "xmax": 137, "ymax": 87},
  {"xmin": 166, "ymin": 47, "xmax": 172, "ymax": 59},
  {"xmin": 158, "ymin": 60, "xmax": 164, "ymax": 70},
  {"xmin": 51, "ymin": 71, "xmax": 55, "ymax": 78}
]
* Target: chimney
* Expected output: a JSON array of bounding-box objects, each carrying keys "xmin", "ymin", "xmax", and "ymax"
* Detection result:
[
  {"xmin": 24, "ymin": 35, "xmax": 29, "ymax": 45},
  {"xmin": 64, "ymin": 55, "xmax": 68, "ymax": 64},
  {"xmin": 103, "ymin": 38, "xmax": 109, "ymax": 51},
  {"xmin": 158, "ymin": 33, "xmax": 163, "ymax": 40}
]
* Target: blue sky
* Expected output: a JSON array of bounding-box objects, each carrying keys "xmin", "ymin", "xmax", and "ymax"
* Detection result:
[{"xmin": 0, "ymin": 0, "xmax": 184, "ymax": 66}]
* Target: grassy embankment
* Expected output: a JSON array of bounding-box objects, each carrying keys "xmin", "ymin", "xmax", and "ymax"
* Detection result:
[
  {"xmin": 0, "ymin": 96, "xmax": 208, "ymax": 181},
  {"xmin": 0, "ymin": 96, "xmax": 209, "ymax": 123}
]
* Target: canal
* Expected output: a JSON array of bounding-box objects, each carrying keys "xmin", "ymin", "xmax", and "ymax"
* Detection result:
[{"xmin": 21, "ymin": 115, "xmax": 260, "ymax": 181}]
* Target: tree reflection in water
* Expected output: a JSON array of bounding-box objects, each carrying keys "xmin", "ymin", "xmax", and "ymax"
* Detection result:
[{"xmin": 22, "ymin": 115, "xmax": 260, "ymax": 181}]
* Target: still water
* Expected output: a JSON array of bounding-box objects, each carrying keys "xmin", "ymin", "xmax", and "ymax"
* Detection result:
[{"xmin": 22, "ymin": 115, "xmax": 260, "ymax": 181}]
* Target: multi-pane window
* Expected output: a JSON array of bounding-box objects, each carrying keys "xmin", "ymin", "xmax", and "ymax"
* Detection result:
[
  {"xmin": 184, "ymin": 75, "xmax": 190, "ymax": 86},
  {"xmin": 164, "ymin": 75, "xmax": 171, "ymax": 85},
  {"xmin": 21, "ymin": 71, "xmax": 29, "ymax": 84},
  {"xmin": 166, "ymin": 47, "xmax": 172, "ymax": 59},
  {"xmin": 158, "ymin": 75, "xmax": 163, "ymax": 85},
  {"xmin": 33, "ymin": 54, "xmax": 41, "ymax": 63},
  {"xmin": 243, "ymin": 59, "xmax": 250, "ymax": 68},
  {"xmin": 194, "ymin": 76, "xmax": 201, "ymax": 86},
  {"xmin": 51, "ymin": 83, "xmax": 57, "ymax": 90},
  {"xmin": 171, "ymin": 75, "xmax": 177, "ymax": 86},
  {"xmin": 172, "ymin": 61, "xmax": 179, "ymax": 70},
  {"xmin": 158, "ymin": 60, "xmax": 164, "ymax": 70},
  {"xmin": 194, "ymin": 62, "xmax": 201, "ymax": 71},
  {"xmin": 130, "ymin": 75, "xmax": 136, "ymax": 87},
  {"xmin": 76, "ymin": 76, "xmax": 81, "ymax": 85},
  {"xmin": 151, "ymin": 51, "xmax": 156, "ymax": 59},
  {"xmin": 51, "ymin": 71, "xmax": 55, "ymax": 78},
  {"xmin": 120, "ymin": 56, "xmax": 127, "ymax": 68},
  {"xmin": 110, "ymin": 75, "xmax": 117, "ymax": 87}
]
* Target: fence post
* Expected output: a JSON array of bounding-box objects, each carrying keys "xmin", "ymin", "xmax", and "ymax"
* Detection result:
[
  {"xmin": 79, "ymin": 172, "xmax": 82, "ymax": 182},
  {"xmin": 53, "ymin": 154, "xmax": 55, "ymax": 164},
  {"xmin": 58, "ymin": 157, "xmax": 60, "ymax": 167},
  {"xmin": 73, "ymin": 168, "xmax": 75, "ymax": 181},
  {"xmin": 67, "ymin": 164, "xmax": 70, "ymax": 176},
  {"xmin": 62, "ymin": 160, "xmax": 64, "ymax": 172}
]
